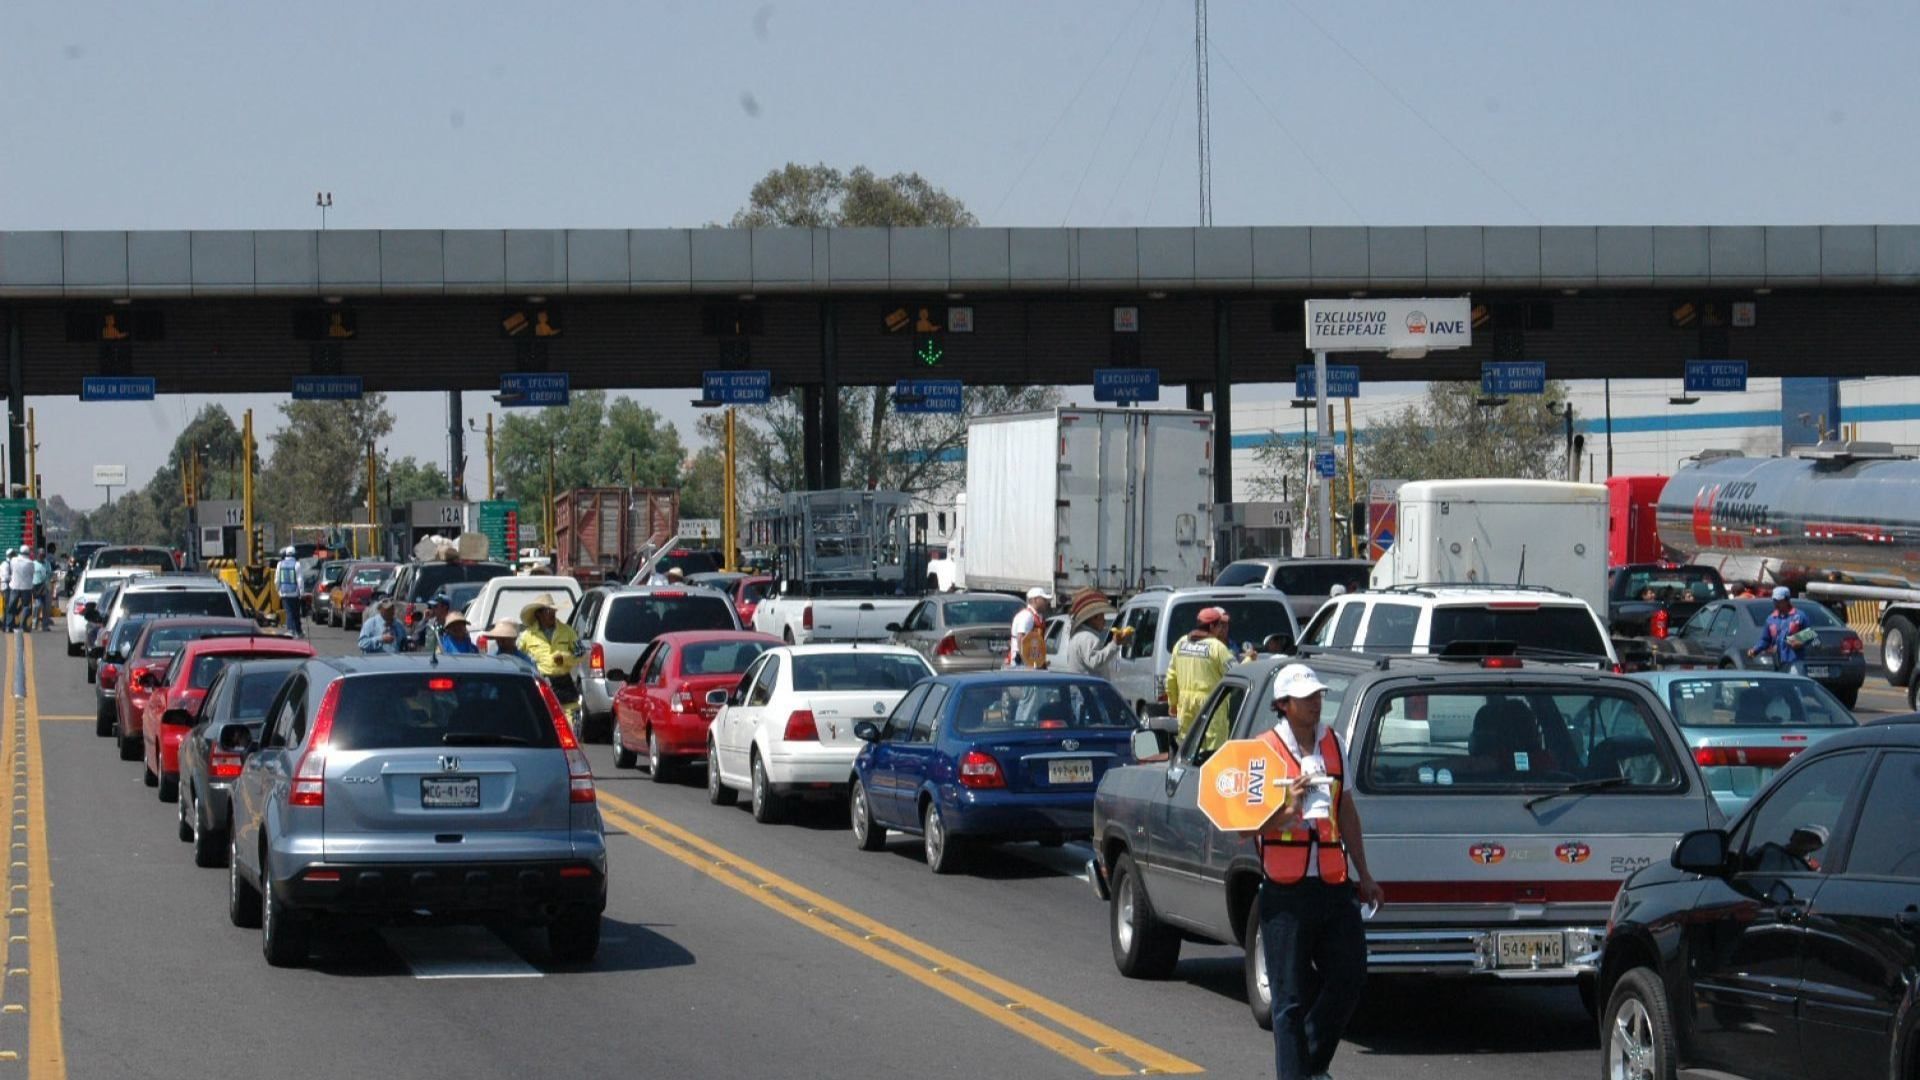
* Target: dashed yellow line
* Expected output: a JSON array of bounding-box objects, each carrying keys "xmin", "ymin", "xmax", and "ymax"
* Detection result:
[
  {"xmin": 12, "ymin": 637, "xmax": 63, "ymax": 1080},
  {"xmin": 595, "ymin": 791, "xmax": 1201, "ymax": 1077}
]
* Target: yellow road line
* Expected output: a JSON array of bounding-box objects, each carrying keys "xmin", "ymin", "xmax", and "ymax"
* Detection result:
[
  {"xmin": 595, "ymin": 792, "xmax": 1201, "ymax": 1076},
  {"xmin": 20, "ymin": 637, "xmax": 64, "ymax": 1080},
  {"xmin": 28, "ymin": 719, "xmax": 86, "ymax": 725}
]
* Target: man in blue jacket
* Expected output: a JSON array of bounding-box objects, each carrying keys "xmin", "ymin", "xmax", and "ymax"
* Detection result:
[{"xmin": 1748, "ymin": 586, "xmax": 1813, "ymax": 675}]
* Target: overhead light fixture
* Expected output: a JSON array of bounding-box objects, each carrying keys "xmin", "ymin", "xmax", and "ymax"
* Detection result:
[
  {"xmin": 1289, "ymin": 398, "xmax": 1315, "ymax": 410},
  {"xmin": 526, "ymin": 295, "xmax": 547, "ymax": 304},
  {"xmin": 1387, "ymin": 347, "xmax": 1428, "ymax": 360},
  {"xmin": 1146, "ymin": 291, "xmax": 1168, "ymax": 300},
  {"xmin": 1347, "ymin": 290, "xmax": 1368, "ymax": 298},
  {"xmin": 1754, "ymin": 287, "xmax": 1773, "ymax": 295},
  {"xmin": 691, "ymin": 397, "xmax": 723, "ymax": 409},
  {"xmin": 1669, "ymin": 395, "xmax": 1701, "ymax": 406},
  {"xmin": 111, "ymin": 297, "xmax": 133, "ymax": 306},
  {"xmin": 322, "ymin": 295, "xmax": 344, "ymax": 304},
  {"xmin": 1477, "ymin": 396, "xmax": 1509, "ymax": 408},
  {"xmin": 737, "ymin": 293, "xmax": 756, "ymax": 302},
  {"xmin": 1561, "ymin": 288, "xmax": 1580, "ymax": 296},
  {"xmin": 945, "ymin": 292, "xmax": 965, "ymax": 300}
]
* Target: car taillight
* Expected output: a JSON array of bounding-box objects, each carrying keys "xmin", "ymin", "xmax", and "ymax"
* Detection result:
[
  {"xmin": 209, "ymin": 751, "xmax": 246, "ymax": 780},
  {"xmin": 935, "ymin": 635, "xmax": 958, "ymax": 657},
  {"xmin": 783, "ymin": 710, "xmax": 819, "ymax": 741},
  {"xmin": 590, "ymin": 642, "xmax": 605, "ymax": 676},
  {"xmin": 289, "ymin": 681, "xmax": 342, "ymax": 807},
  {"xmin": 100, "ymin": 664, "xmax": 119, "ymax": 689},
  {"xmin": 802, "ymin": 604, "xmax": 813, "ymax": 631},
  {"xmin": 1693, "ymin": 746, "xmax": 1800, "ymax": 768},
  {"xmin": 538, "ymin": 680, "xmax": 595, "ymax": 803},
  {"xmin": 1652, "ymin": 609, "xmax": 1669, "ymax": 639},
  {"xmin": 671, "ymin": 691, "xmax": 693, "ymax": 713},
  {"xmin": 958, "ymin": 750, "xmax": 1005, "ymax": 789},
  {"xmin": 1842, "ymin": 636, "xmax": 1863, "ymax": 655}
]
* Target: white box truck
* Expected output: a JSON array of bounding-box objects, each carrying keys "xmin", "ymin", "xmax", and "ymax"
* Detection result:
[
  {"xmin": 1368, "ymin": 479, "xmax": 1609, "ymax": 615},
  {"xmin": 957, "ymin": 407, "xmax": 1213, "ymax": 596}
]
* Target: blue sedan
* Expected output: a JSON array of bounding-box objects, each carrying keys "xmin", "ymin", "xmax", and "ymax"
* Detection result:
[
  {"xmin": 1631, "ymin": 669, "xmax": 1857, "ymax": 815},
  {"xmin": 849, "ymin": 672, "xmax": 1138, "ymax": 874}
]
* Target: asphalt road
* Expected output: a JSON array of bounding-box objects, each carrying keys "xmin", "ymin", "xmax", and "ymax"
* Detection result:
[{"xmin": 24, "ymin": 619, "xmax": 1827, "ymax": 1080}]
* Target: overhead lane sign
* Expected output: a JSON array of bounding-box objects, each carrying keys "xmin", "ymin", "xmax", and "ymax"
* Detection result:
[
  {"xmin": 1093, "ymin": 368, "xmax": 1160, "ymax": 403},
  {"xmin": 702, "ymin": 370, "xmax": 773, "ymax": 406},
  {"xmin": 1294, "ymin": 364, "xmax": 1359, "ymax": 399},
  {"xmin": 498, "ymin": 373, "xmax": 571, "ymax": 408},
  {"xmin": 1305, "ymin": 298, "xmax": 1473, "ymax": 353},
  {"xmin": 292, "ymin": 375, "xmax": 364, "ymax": 400},
  {"xmin": 1481, "ymin": 361, "xmax": 1546, "ymax": 395},
  {"xmin": 80, "ymin": 377, "xmax": 156, "ymax": 401},
  {"xmin": 1685, "ymin": 360, "xmax": 1748, "ymax": 393},
  {"xmin": 893, "ymin": 379, "xmax": 963, "ymax": 414}
]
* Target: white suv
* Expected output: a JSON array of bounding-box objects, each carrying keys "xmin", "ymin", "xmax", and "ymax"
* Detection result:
[{"xmin": 1298, "ymin": 585, "xmax": 1619, "ymax": 668}]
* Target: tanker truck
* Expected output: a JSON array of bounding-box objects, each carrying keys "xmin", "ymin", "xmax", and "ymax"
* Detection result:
[{"xmin": 1656, "ymin": 440, "xmax": 1920, "ymax": 686}]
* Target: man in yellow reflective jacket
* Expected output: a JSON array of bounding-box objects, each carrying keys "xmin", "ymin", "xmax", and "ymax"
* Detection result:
[
  {"xmin": 518, "ymin": 594, "xmax": 582, "ymax": 718},
  {"xmin": 1164, "ymin": 606, "xmax": 1234, "ymax": 741}
]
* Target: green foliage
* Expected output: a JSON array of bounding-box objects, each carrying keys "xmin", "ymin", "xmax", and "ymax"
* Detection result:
[
  {"xmin": 377, "ymin": 456, "xmax": 451, "ymax": 507},
  {"xmin": 495, "ymin": 391, "xmax": 686, "ymax": 531},
  {"xmin": 729, "ymin": 163, "xmax": 977, "ymax": 229},
  {"xmin": 257, "ymin": 397, "xmax": 396, "ymax": 539}
]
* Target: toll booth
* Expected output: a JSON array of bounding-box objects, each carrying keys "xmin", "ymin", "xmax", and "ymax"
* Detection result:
[
  {"xmin": 405, "ymin": 500, "xmax": 469, "ymax": 548},
  {"xmin": 1210, "ymin": 502, "xmax": 1296, "ymax": 565},
  {"xmin": 194, "ymin": 500, "xmax": 246, "ymax": 566}
]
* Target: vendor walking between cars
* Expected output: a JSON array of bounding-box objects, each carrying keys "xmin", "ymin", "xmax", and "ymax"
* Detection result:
[
  {"xmin": 3, "ymin": 547, "xmax": 34, "ymax": 633},
  {"xmin": 275, "ymin": 547, "xmax": 304, "ymax": 637},
  {"xmin": 357, "ymin": 597, "xmax": 402, "ymax": 654},
  {"xmin": 518, "ymin": 594, "xmax": 583, "ymax": 717},
  {"xmin": 1165, "ymin": 606, "xmax": 1234, "ymax": 740},
  {"xmin": 1748, "ymin": 586, "xmax": 1813, "ymax": 675},
  {"xmin": 1053, "ymin": 588, "xmax": 1131, "ymax": 680},
  {"xmin": 1258, "ymin": 664, "xmax": 1384, "ymax": 1080},
  {"xmin": 1007, "ymin": 587, "xmax": 1051, "ymax": 667}
]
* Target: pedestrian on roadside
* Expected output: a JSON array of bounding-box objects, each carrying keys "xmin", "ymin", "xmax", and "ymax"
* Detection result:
[
  {"xmin": 1007, "ymin": 587, "xmax": 1051, "ymax": 667},
  {"xmin": 1727, "ymin": 581, "xmax": 1751, "ymax": 599},
  {"xmin": 410, "ymin": 593, "xmax": 452, "ymax": 652},
  {"xmin": 357, "ymin": 597, "xmax": 401, "ymax": 654},
  {"xmin": 437, "ymin": 609, "xmax": 479, "ymax": 655},
  {"xmin": 1748, "ymin": 586, "xmax": 1814, "ymax": 676},
  {"xmin": 1165, "ymin": 606, "xmax": 1234, "ymax": 740},
  {"xmin": 4, "ymin": 546, "xmax": 35, "ymax": 633},
  {"xmin": 1256, "ymin": 663, "xmax": 1385, "ymax": 1080},
  {"xmin": 1052, "ymin": 587, "xmax": 1130, "ymax": 681},
  {"xmin": 275, "ymin": 547, "xmax": 304, "ymax": 637},
  {"xmin": 30, "ymin": 549, "xmax": 52, "ymax": 630},
  {"xmin": 484, "ymin": 617, "xmax": 540, "ymax": 673},
  {"xmin": 518, "ymin": 595, "xmax": 582, "ymax": 714}
]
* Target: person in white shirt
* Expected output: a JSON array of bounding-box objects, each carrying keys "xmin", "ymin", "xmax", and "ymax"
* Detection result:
[
  {"xmin": 4, "ymin": 546, "xmax": 36, "ymax": 633},
  {"xmin": 1007, "ymin": 587, "xmax": 1051, "ymax": 667}
]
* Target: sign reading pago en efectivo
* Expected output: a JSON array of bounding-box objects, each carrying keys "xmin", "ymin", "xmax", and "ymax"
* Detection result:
[{"xmin": 1305, "ymin": 298, "xmax": 1473, "ymax": 353}]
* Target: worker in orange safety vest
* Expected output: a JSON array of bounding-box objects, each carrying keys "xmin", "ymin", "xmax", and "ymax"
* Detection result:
[{"xmin": 1253, "ymin": 663, "xmax": 1385, "ymax": 1080}]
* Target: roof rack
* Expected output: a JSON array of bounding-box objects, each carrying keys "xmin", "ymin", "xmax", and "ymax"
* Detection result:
[{"xmin": 1374, "ymin": 582, "xmax": 1577, "ymax": 598}]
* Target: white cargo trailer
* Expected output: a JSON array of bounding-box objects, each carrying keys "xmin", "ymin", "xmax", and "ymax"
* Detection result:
[
  {"xmin": 1368, "ymin": 479, "xmax": 1609, "ymax": 616},
  {"xmin": 958, "ymin": 407, "xmax": 1213, "ymax": 596}
]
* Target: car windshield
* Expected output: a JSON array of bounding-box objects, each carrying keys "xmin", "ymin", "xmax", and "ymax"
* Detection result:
[
  {"xmin": 80, "ymin": 572, "xmax": 139, "ymax": 595},
  {"xmin": 320, "ymin": 563, "xmax": 348, "ymax": 584},
  {"xmin": 1212, "ymin": 563, "xmax": 1269, "ymax": 587},
  {"xmin": 189, "ymin": 654, "xmax": 237, "ymax": 690},
  {"xmin": 1164, "ymin": 600, "xmax": 1296, "ymax": 654},
  {"xmin": 679, "ymin": 640, "xmax": 773, "ymax": 676},
  {"xmin": 1428, "ymin": 605, "xmax": 1609, "ymax": 660},
  {"xmin": 443, "ymin": 582, "xmax": 486, "ymax": 609},
  {"xmin": 604, "ymin": 595, "xmax": 736, "ymax": 643},
  {"xmin": 93, "ymin": 548, "xmax": 174, "ymax": 570},
  {"xmin": 350, "ymin": 567, "xmax": 390, "ymax": 586},
  {"xmin": 486, "ymin": 585, "xmax": 577, "ymax": 624},
  {"xmin": 1741, "ymin": 601, "xmax": 1842, "ymax": 627},
  {"xmin": 789, "ymin": 653, "xmax": 931, "ymax": 692},
  {"xmin": 329, "ymin": 672, "xmax": 558, "ymax": 750},
  {"xmin": 1272, "ymin": 564, "xmax": 1367, "ymax": 596},
  {"xmin": 407, "ymin": 563, "xmax": 510, "ymax": 601},
  {"xmin": 109, "ymin": 618, "xmax": 153, "ymax": 655},
  {"xmin": 233, "ymin": 667, "xmax": 298, "ymax": 720},
  {"xmin": 144, "ymin": 624, "xmax": 250, "ymax": 658},
  {"xmin": 1664, "ymin": 677, "xmax": 1856, "ymax": 728},
  {"xmin": 122, "ymin": 591, "xmax": 237, "ymax": 619},
  {"xmin": 1364, "ymin": 687, "xmax": 1681, "ymax": 793},
  {"xmin": 1616, "ymin": 566, "xmax": 1723, "ymax": 602},
  {"xmin": 940, "ymin": 597, "xmax": 1024, "ymax": 627},
  {"xmin": 950, "ymin": 680, "xmax": 1135, "ymax": 735},
  {"xmin": 656, "ymin": 550, "xmax": 721, "ymax": 576},
  {"xmin": 739, "ymin": 580, "xmax": 769, "ymax": 603}
]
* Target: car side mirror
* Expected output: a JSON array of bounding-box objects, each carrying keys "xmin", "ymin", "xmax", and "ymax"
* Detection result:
[
  {"xmin": 1131, "ymin": 729, "xmax": 1169, "ymax": 763},
  {"xmin": 603, "ymin": 669, "xmax": 627, "ymax": 685},
  {"xmin": 1671, "ymin": 828, "xmax": 1730, "ymax": 876},
  {"xmin": 854, "ymin": 720, "xmax": 881, "ymax": 743},
  {"xmin": 885, "ymin": 623, "xmax": 902, "ymax": 633},
  {"xmin": 705, "ymin": 688, "xmax": 729, "ymax": 708},
  {"xmin": 1139, "ymin": 701, "xmax": 1172, "ymax": 720},
  {"xmin": 217, "ymin": 725, "xmax": 257, "ymax": 752},
  {"xmin": 162, "ymin": 708, "xmax": 196, "ymax": 727},
  {"xmin": 84, "ymin": 606, "xmax": 104, "ymax": 623}
]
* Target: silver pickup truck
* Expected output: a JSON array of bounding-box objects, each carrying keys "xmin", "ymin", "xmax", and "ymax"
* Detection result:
[{"xmin": 1089, "ymin": 650, "xmax": 1722, "ymax": 1028}]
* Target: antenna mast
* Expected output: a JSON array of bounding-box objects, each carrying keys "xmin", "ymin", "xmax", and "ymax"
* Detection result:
[{"xmin": 1194, "ymin": 0, "xmax": 1212, "ymax": 226}]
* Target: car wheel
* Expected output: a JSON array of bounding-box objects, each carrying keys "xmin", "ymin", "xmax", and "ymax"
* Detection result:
[
  {"xmin": 706, "ymin": 740, "xmax": 736, "ymax": 806},
  {"xmin": 547, "ymin": 908, "xmax": 601, "ymax": 965},
  {"xmin": 95, "ymin": 702, "xmax": 113, "ymax": 738},
  {"xmin": 750, "ymin": 752, "xmax": 784, "ymax": 824},
  {"xmin": 646, "ymin": 730, "xmax": 671, "ymax": 784},
  {"xmin": 176, "ymin": 786, "xmax": 193, "ymax": 840},
  {"xmin": 1108, "ymin": 852, "xmax": 1180, "ymax": 978},
  {"xmin": 1243, "ymin": 901, "xmax": 1273, "ymax": 1030},
  {"xmin": 850, "ymin": 778, "xmax": 886, "ymax": 852},
  {"xmin": 1837, "ymin": 685, "xmax": 1860, "ymax": 710},
  {"xmin": 260, "ymin": 868, "xmax": 311, "ymax": 968},
  {"xmin": 1603, "ymin": 968, "xmax": 1677, "ymax": 1080},
  {"xmin": 1884, "ymin": 615, "xmax": 1917, "ymax": 686},
  {"xmin": 922, "ymin": 801, "xmax": 963, "ymax": 874},
  {"xmin": 611, "ymin": 721, "xmax": 637, "ymax": 770},
  {"xmin": 119, "ymin": 732, "xmax": 141, "ymax": 762},
  {"xmin": 228, "ymin": 833, "xmax": 261, "ymax": 928},
  {"xmin": 193, "ymin": 803, "xmax": 227, "ymax": 869},
  {"xmin": 158, "ymin": 771, "xmax": 178, "ymax": 803},
  {"xmin": 86, "ymin": 661, "xmax": 96, "ymax": 685},
  {"xmin": 66, "ymin": 640, "xmax": 80, "ymax": 658}
]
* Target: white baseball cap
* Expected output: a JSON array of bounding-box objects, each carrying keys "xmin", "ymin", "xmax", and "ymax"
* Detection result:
[
  {"xmin": 1272, "ymin": 663, "xmax": 1330, "ymax": 701},
  {"xmin": 1771, "ymin": 586, "xmax": 1792, "ymax": 601},
  {"xmin": 1026, "ymin": 587, "xmax": 1050, "ymax": 601}
]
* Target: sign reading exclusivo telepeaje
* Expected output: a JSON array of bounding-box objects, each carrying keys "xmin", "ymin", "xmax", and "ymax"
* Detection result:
[{"xmin": 1304, "ymin": 298, "xmax": 1473, "ymax": 353}]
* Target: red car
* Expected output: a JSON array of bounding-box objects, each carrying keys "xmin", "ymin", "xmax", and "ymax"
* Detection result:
[
  {"xmin": 115, "ymin": 618, "xmax": 258, "ymax": 764},
  {"xmin": 142, "ymin": 635, "xmax": 315, "ymax": 802},
  {"xmin": 730, "ymin": 575, "xmax": 774, "ymax": 627},
  {"xmin": 335, "ymin": 560, "xmax": 395, "ymax": 629},
  {"xmin": 612, "ymin": 630, "xmax": 780, "ymax": 780}
]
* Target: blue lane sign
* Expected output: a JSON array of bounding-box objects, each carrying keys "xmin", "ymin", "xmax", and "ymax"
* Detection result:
[
  {"xmin": 1315, "ymin": 450, "xmax": 1338, "ymax": 479},
  {"xmin": 1685, "ymin": 360, "xmax": 1748, "ymax": 393},
  {"xmin": 1092, "ymin": 367, "xmax": 1160, "ymax": 403},
  {"xmin": 893, "ymin": 379, "xmax": 963, "ymax": 414},
  {"xmin": 1480, "ymin": 361, "xmax": 1546, "ymax": 395},
  {"xmin": 701, "ymin": 370, "xmax": 773, "ymax": 406},
  {"xmin": 291, "ymin": 375, "xmax": 364, "ymax": 400},
  {"xmin": 498, "ymin": 372, "xmax": 571, "ymax": 408},
  {"xmin": 80, "ymin": 376, "xmax": 156, "ymax": 402},
  {"xmin": 1294, "ymin": 364, "xmax": 1360, "ymax": 399}
]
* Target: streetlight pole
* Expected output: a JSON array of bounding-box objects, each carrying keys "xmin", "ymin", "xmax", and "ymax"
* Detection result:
[{"xmin": 315, "ymin": 191, "xmax": 333, "ymax": 230}]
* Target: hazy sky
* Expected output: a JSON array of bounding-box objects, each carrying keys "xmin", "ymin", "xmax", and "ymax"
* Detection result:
[{"xmin": 5, "ymin": 0, "xmax": 1916, "ymax": 507}]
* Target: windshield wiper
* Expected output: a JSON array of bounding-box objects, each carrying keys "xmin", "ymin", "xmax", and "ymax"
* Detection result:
[
  {"xmin": 441, "ymin": 733, "xmax": 532, "ymax": 747},
  {"xmin": 1524, "ymin": 775, "xmax": 1629, "ymax": 810}
]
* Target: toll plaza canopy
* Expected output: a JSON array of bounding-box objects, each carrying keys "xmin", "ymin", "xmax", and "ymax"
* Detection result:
[{"xmin": 4, "ymin": 224, "xmax": 1919, "ymax": 495}]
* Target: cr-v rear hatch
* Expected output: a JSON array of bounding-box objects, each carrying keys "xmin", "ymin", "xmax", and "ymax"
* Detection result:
[{"xmin": 320, "ymin": 670, "xmax": 584, "ymax": 862}]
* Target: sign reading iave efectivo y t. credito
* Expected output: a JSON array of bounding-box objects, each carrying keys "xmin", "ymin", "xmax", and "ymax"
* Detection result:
[{"xmin": 1305, "ymin": 298, "xmax": 1473, "ymax": 352}]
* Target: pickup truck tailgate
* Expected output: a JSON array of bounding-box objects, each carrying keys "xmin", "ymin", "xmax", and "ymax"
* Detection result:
[{"xmin": 810, "ymin": 600, "xmax": 915, "ymax": 642}]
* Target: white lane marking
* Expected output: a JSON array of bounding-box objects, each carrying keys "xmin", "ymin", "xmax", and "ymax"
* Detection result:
[{"xmin": 381, "ymin": 925, "xmax": 543, "ymax": 979}]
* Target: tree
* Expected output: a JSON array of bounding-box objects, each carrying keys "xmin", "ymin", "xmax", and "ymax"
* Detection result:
[
  {"xmin": 1358, "ymin": 382, "xmax": 1573, "ymax": 483},
  {"xmin": 495, "ymin": 391, "xmax": 685, "ymax": 532},
  {"xmin": 725, "ymin": 162, "xmax": 1056, "ymax": 503},
  {"xmin": 376, "ymin": 456, "xmax": 450, "ymax": 507},
  {"xmin": 256, "ymin": 396, "xmax": 395, "ymax": 542}
]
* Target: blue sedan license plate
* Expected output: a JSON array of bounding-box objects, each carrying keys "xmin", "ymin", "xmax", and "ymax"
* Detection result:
[
  {"xmin": 1805, "ymin": 665, "xmax": 1833, "ymax": 678},
  {"xmin": 1048, "ymin": 760, "xmax": 1094, "ymax": 785},
  {"xmin": 422, "ymin": 777, "xmax": 480, "ymax": 809}
]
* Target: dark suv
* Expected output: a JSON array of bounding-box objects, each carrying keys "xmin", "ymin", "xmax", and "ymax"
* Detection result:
[
  {"xmin": 386, "ymin": 560, "xmax": 511, "ymax": 633},
  {"xmin": 1597, "ymin": 716, "xmax": 1920, "ymax": 1080}
]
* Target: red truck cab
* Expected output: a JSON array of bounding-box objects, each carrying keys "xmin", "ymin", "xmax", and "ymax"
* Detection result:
[
  {"xmin": 142, "ymin": 636, "xmax": 316, "ymax": 802},
  {"xmin": 1607, "ymin": 475, "xmax": 1668, "ymax": 568},
  {"xmin": 612, "ymin": 630, "xmax": 780, "ymax": 777}
]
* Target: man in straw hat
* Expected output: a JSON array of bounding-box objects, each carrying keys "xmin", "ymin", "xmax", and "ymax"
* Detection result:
[
  {"xmin": 518, "ymin": 593, "xmax": 585, "ymax": 723},
  {"xmin": 1052, "ymin": 587, "xmax": 1131, "ymax": 680},
  {"xmin": 437, "ymin": 608, "xmax": 480, "ymax": 655},
  {"xmin": 483, "ymin": 616, "xmax": 539, "ymax": 673}
]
